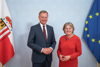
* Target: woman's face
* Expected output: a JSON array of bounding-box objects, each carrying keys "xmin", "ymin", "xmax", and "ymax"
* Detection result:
[{"xmin": 64, "ymin": 25, "xmax": 73, "ymax": 36}]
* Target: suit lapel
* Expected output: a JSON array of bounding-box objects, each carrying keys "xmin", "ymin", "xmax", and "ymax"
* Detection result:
[
  {"xmin": 37, "ymin": 23, "xmax": 47, "ymax": 42},
  {"xmin": 47, "ymin": 25, "xmax": 50, "ymax": 42}
]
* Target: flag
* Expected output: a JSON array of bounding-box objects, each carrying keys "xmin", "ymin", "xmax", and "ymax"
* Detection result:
[
  {"xmin": 0, "ymin": 0, "xmax": 15, "ymax": 65},
  {"xmin": 83, "ymin": 0, "xmax": 100, "ymax": 63}
]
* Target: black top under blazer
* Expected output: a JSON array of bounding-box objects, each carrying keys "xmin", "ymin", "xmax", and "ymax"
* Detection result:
[{"xmin": 27, "ymin": 23, "xmax": 56, "ymax": 63}]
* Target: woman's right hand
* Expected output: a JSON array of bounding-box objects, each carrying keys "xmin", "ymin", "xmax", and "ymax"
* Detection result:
[{"xmin": 59, "ymin": 54, "xmax": 65, "ymax": 61}]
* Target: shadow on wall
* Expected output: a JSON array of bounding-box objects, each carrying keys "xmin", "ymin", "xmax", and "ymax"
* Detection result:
[
  {"xmin": 17, "ymin": 22, "xmax": 33, "ymax": 67},
  {"xmin": 5, "ymin": 22, "xmax": 33, "ymax": 67}
]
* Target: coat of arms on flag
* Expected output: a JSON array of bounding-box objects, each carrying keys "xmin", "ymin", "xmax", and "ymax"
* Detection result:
[{"xmin": 0, "ymin": 17, "xmax": 12, "ymax": 41}]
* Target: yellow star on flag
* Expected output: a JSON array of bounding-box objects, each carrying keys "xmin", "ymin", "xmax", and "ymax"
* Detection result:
[
  {"xmin": 96, "ymin": 12, "xmax": 99, "ymax": 16},
  {"xmin": 85, "ymin": 28, "xmax": 88, "ymax": 31},
  {"xmin": 87, "ymin": 34, "xmax": 89, "ymax": 37},
  {"xmin": 89, "ymin": 15, "xmax": 93, "ymax": 19},
  {"xmin": 91, "ymin": 38, "xmax": 95, "ymax": 42},
  {"xmin": 98, "ymin": 40, "xmax": 100, "ymax": 44},
  {"xmin": 86, "ymin": 21, "xmax": 88, "ymax": 24}
]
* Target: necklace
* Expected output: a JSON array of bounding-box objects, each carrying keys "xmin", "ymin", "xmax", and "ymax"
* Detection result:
[{"xmin": 65, "ymin": 34, "xmax": 73, "ymax": 40}]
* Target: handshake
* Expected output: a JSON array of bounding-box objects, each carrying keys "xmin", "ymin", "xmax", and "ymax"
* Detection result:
[{"xmin": 42, "ymin": 47, "xmax": 53, "ymax": 55}]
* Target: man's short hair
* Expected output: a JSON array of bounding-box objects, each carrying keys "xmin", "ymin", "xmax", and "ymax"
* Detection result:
[{"xmin": 39, "ymin": 10, "xmax": 48, "ymax": 16}]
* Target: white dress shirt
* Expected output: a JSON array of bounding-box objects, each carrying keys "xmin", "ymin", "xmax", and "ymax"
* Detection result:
[
  {"xmin": 40, "ymin": 23, "xmax": 48, "ymax": 39},
  {"xmin": 40, "ymin": 23, "xmax": 53, "ymax": 53}
]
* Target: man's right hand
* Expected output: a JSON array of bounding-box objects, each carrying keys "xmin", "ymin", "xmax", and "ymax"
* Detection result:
[
  {"xmin": 42, "ymin": 48, "xmax": 48, "ymax": 55},
  {"xmin": 42, "ymin": 48, "xmax": 52, "ymax": 55}
]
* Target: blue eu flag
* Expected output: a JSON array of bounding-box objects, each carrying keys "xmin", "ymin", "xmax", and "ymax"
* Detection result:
[{"xmin": 83, "ymin": 0, "xmax": 100, "ymax": 63}]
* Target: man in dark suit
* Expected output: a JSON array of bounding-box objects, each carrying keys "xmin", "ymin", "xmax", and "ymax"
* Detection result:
[{"xmin": 27, "ymin": 10, "xmax": 56, "ymax": 67}]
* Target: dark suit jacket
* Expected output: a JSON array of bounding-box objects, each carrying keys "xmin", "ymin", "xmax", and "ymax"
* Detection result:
[{"xmin": 27, "ymin": 23, "xmax": 56, "ymax": 63}]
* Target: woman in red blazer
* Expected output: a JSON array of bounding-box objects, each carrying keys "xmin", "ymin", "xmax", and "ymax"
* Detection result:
[{"xmin": 57, "ymin": 22, "xmax": 82, "ymax": 67}]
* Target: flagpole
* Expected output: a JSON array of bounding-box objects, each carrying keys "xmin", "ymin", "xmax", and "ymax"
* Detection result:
[
  {"xmin": 2, "ymin": 64, "xmax": 3, "ymax": 67},
  {"xmin": 0, "ymin": 62, "xmax": 4, "ymax": 67},
  {"xmin": 98, "ymin": 63, "xmax": 100, "ymax": 67}
]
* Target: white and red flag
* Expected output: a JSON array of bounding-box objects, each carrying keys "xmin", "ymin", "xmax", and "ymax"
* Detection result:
[{"xmin": 0, "ymin": 0, "xmax": 14, "ymax": 65}]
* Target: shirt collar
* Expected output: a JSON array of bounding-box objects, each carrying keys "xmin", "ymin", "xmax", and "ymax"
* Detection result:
[{"xmin": 40, "ymin": 23, "xmax": 46, "ymax": 27}]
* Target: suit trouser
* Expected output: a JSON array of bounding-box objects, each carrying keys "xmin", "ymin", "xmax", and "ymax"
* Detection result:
[{"xmin": 32, "ymin": 58, "xmax": 51, "ymax": 67}]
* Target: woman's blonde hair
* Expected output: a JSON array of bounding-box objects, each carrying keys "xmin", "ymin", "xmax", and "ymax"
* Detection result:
[{"xmin": 63, "ymin": 22, "xmax": 74, "ymax": 33}]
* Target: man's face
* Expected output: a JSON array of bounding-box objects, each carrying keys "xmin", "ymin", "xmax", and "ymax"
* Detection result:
[{"xmin": 39, "ymin": 13, "xmax": 48, "ymax": 25}]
